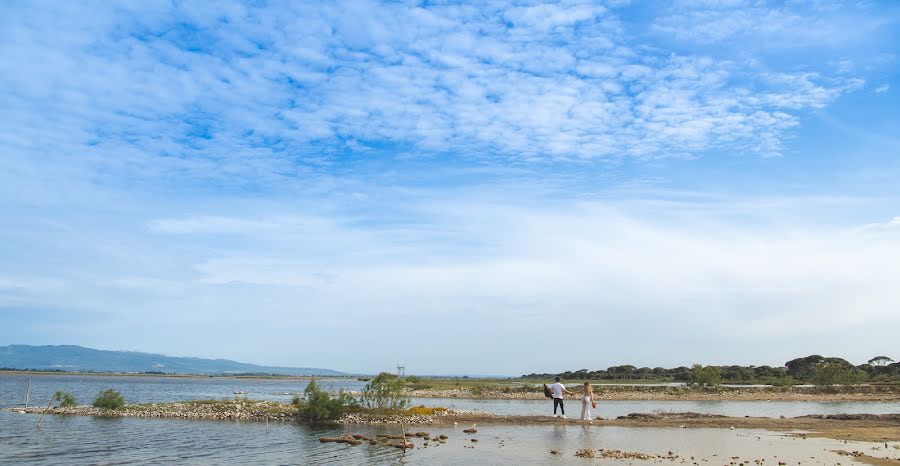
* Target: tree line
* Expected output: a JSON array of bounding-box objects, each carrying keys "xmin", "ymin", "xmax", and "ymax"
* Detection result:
[{"xmin": 521, "ymin": 355, "xmax": 899, "ymax": 384}]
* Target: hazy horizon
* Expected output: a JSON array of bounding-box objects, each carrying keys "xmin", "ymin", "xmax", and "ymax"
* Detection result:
[
  {"xmin": 2, "ymin": 1, "xmax": 899, "ymax": 375},
  {"xmin": 3, "ymin": 343, "xmax": 888, "ymax": 378}
]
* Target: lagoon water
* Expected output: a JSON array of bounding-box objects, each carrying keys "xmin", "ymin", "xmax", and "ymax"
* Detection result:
[
  {"xmin": 3, "ymin": 410, "xmax": 899, "ymax": 465},
  {"xmin": 2, "ymin": 373, "xmax": 899, "ymax": 418},
  {"xmin": 0, "ymin": 373, "xmax": 367, "ymax": 407},
  {"xmin": 2, "ymin": 374, "xmax": 899, "ymax": 465}
]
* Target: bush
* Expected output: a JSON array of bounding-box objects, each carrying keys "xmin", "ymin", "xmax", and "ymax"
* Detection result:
[
  {"xmin": 768, "ymin": 376, "xmax": 796, "ymax": 387},
  {"xmin": 687, "ymin": 364, "xmax": 722, "ymax": 387},
  {"xmin": 299, "ymin": 378, "xmax": 355, "ymax": 421},
  {"xmin": 53, "ymin": 390, "xmax": 78, "ymax": 408},
  {"xmin": 407, "ymin": 405, "xmax": 447, "ymax": 415},
  {"xmin": 813, "ymin": 363, "xmax": 868, "ymax": 386},
  {"xmin": 361, "ymin": 372, "xmax": 410, "ymax": 412},
  {"xmin": 92, "ymin": 389, "xmax": 125, "ymax": 409}
]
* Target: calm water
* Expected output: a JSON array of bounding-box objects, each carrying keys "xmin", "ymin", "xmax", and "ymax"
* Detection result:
[
  {"xmin": 0, "ymin": 374, "xmax": 367, "ymax": 408},
  {"xmin": 3, "ymin": 410, "xmax": 898, "ymax": 465},
  {"xmin": 3, "ymin": 374, "xmax": 898, "ymax": 418},
  {"xmin": 3, "ymin": 375, "xmax": 899, "ymax": 464}
]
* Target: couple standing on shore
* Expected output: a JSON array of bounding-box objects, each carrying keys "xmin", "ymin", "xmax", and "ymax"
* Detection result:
[{"xmin": 546, "ymin": 377, "xmax": 596, "ymax": 422}]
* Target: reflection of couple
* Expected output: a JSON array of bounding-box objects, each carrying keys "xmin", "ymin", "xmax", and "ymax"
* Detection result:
[{"xmin": 548, "ymin": 376, "xmax": 596, "ymax": 422}]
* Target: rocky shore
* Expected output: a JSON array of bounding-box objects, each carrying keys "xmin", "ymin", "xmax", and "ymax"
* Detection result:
[
  {"xmin": 407, "ymin": 384, "xmax": 900, "ymax": 401},
  {"xmin": 9, "ymin": 399, "xmax": 487, "ymax": 425}
]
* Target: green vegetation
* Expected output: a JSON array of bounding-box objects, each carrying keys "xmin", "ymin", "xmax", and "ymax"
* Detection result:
[
  {"xmin": 407, "ymin": 405, "xmax": 448, "ymax": 415},
  {"xmin": 402, "ymin": 375, "xmax": 434, "ymax": 390},
  {"xmin": 361, "ymin": 372, "xmax": 410, "ymax": 412},
  {"xmin": 768, "ymin": 375, "xmax": 796, "ymax": 387},
  {"xmin": 812, "ymin": 362, "xmax": 868, "ymax": 386},
  {"xmin": 687, "ymin": 364, "xmax": 722, "ymax": 387},
  {"xmin": 298, "ymin": 378, "xmax": 356, "ymax": 421},
  {"xmin": 522, "ymin": 354, "xmax": 900, "ymax": 385},
  {"xmin": 869, "ymin": 356, "xmax": 894, "ymax": 367},
  {"xmin": 92, "ymin": 389, "xmax": 125, "ymax": 409},
  {"xmin": 53, "ymin": 390, "xmax": 78, "ymax": 407}
]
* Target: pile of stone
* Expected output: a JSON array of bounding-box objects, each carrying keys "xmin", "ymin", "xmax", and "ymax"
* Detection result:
[
  {"xmin": 12, "ymin": 400, "xmax": 295, "ymax": 422},
  {"xmin": 338, "ymin": 408, "xmax": 491, "ymax": 425},
  {"xmin": 597, "ymin": 449, "xmax": 656, "ymax": 460}
]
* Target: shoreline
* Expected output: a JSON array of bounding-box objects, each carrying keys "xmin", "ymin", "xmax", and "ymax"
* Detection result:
[
  {"xmin": 406, "ymin": 385, "xmax": 900, "ymax": 402},
  {"xmin": 3, "ymin": 372, "xmax": 898, "ymax": 401},
  {"xmin": 9, "ymin": 401, "xmax": 900, "ymax": 442}
]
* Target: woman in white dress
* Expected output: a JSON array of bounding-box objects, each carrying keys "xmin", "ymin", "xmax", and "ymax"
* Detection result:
[{"xmin": 580, "ymin": 382, "xmax": 595, "ymax": 422}]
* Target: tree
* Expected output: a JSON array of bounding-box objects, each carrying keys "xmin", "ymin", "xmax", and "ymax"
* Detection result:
[
  {"xmin": 869, "ymin": 356, "xmax": 894, "ymax": 367},
  {"xmin": 785, "ymin": 355, "xmax": 825, "ymax": 380},
  {"xmin": 687, "ymin": 364, "xmax": 722, "ymax": 387},
  {"xmin": 812, "ymin": 363, "xmax": 867, "ymax": 386}
]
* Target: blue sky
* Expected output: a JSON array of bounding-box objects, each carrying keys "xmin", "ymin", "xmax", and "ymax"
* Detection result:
[{"xmin": 1, "ymin": 1, "xmax": 899, "ymax": 375}]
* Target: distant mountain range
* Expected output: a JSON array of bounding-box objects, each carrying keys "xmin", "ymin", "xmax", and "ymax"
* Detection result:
[{"xmin": 0, "ymin": 345, "xmax": 344, "ymax": 376}]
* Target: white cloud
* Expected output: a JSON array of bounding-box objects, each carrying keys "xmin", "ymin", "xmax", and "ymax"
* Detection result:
[
  {"xmin": 875, "ymin": 84, "xmax": 890, "ymax": 94},
  {"xmin": 652, "ymin": 0, "xmax": 890, "ymax": 48},
  {"xmin": 92, "ymin": 194, "xmax": 899, "ymax": 371},
  {"xmin": 0, "ymin": 0, "xmax": 870, "ymax": 190}
]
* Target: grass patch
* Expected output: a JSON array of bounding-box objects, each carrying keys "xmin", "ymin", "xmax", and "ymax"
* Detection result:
[{"xmin": 406, "ymin": 405, "xmax": 448, "ymax": 415}]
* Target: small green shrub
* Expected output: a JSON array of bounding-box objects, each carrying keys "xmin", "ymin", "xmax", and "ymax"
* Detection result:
[
  {"xmin": 53, "ymin": 390, "xmax": 78, "ymax": 408},
  {"xmin": 92, "ymin": 389, "xmax": 125, "ymax": 410},
  {"xmin": 300, "ymin": 378, "xmax": 356, "ymax": 421},
  {"xmin": 361, "ymin": 372, "xmax": 410, "ymax": 412},
  {"xmin": 470, "ymin": 384, "xmax": 491, "ymax": 396},
  {"xmin": 769, "ymin": 376, "xmax": 796, "ymax": 387},
  {"xmin": 521, "ymin": 383, "xmax": 539, "ymax": 392}
]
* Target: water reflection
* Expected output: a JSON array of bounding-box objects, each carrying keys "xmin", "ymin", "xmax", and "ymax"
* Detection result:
[{"xmin": 3, "ymin": 410, "xmax": 897, "ymax": 465}]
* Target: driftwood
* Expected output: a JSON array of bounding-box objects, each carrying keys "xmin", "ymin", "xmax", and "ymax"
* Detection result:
[
  {"xmin": 318, "ymin": 436, "xmax": 363, "ymax": 446},
  {"xmin": 35, "ymin": 395, "xmax": 55, "ymax": 430}
]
